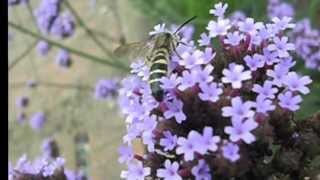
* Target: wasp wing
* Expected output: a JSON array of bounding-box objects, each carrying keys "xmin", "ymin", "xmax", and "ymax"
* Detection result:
[{"xmin": 113, "ymin": 40, "xmax": 154, "ymax": 64}]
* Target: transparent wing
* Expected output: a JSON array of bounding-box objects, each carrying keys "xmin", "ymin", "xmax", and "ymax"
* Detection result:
[{"xmin": 113, "ymin": 40, "xmax": 154, "ymax": 63}]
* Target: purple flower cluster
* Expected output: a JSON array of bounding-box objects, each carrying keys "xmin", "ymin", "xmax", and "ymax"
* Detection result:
[
  {"xmin": 56, "ymin": 49, "xmax": 72, "ymax": 68},
  {"xmin": 8, "ymin": 0, "xmax": 28, "ymax": 6},
  {"xmin": 15, "ymin": 96, "xmax": 29, "ymax": 124},
  {"xmin": 290, "ymin": 19, "xmax": 320, "ymax": 71},
  {"xmin": 94, "ymin": 79, "xmax": 119, "ymax": 100},
  {"xmin": 267, "ymin": 0, "xmax": 295, "ymax": 19},
  {"xmin": 36, "ymin": 40, "xmax": 50, "ymax": 56},
  {"xmin": 34, "ymin": 0, "xmax": 75, "ymax": 62},
  {"xmin": 29, "ymin": 112, "xmax": 47, "ymax": 131},
  {"xmin": 9, "ymin": 154, "xmax": 65, "ymax": 179},
  {"xmin": 9, "ymin": 141, "xmax": 87, "ymax": 180},
  {"xmin": 117, "ymin": 2, "xmax": 312, "ymax": 179}
]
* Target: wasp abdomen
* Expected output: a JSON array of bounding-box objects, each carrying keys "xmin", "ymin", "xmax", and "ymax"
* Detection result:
[{"xmin": 149, "ymin": 48, "xmax": 169, "ymax": 102}]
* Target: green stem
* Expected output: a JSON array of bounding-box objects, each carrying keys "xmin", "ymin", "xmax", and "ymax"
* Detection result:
[
  {"xmin": 63, "ymin": 0, "xmax": 113, "ymax": 58},
  {"xmin": 9, "ymin": 21, "xmax": 130, "ymax": 71},
  {"xmin": 8, "ymin": 40, "xmax": 38, "ymax": 70}
]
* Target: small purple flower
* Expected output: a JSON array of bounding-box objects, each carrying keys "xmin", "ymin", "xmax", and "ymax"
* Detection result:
[
  {"xmin": 55, "ymin": 49, "xmax": 71, "ymax": 68},
  {"xmin": 197, "ymin": 127, "xmax": 221, "ymax": 154},
  {"xmin": 36, "ymin": 41, "xmax": 50, "ymax": 56},
  {"xmin": 198, "ymin": 33, "xmax": 211, "ymax": 46},
  {"xmin": 221, "ymin": 63, "xmax": 251, "ymax": 89},
  {"xmin": 176, "ymin": 131, "xmax": 202, "ymax": 161},
  {"xmin": 244, "ymin": 53, "xmax": 265, "ymax": 71},
  {"xmin": 193, "ymin": 64, "xmax": 214, "ymax": 85},
  {"xmin": 209, "ymin": 2, "xmax": 228, "ymax": 18},
  {"xmin": 283, "ymin": 72, "xmax": 312, "ymax": 95},
  {"xmin": 222, "ymin": 96, "xmax": 255, "ymax": 120},
  {"xmin": 207, "ymin": 19, "xmax": 231, "ymax": 38},
  {"xmin": 224, "ymin": 118, "xmax": 258, "ymax": 144},
  {"xmin": 160, "ymin": 73, "xmax": 179, "ymax": 90},
  {"xmin": 222, "ymin": 142, "xmax": 240, "ymax": 162},
  {"xmin": 238, "ymin": 18, "xmax": 263, "ymax": 35},
  {"xmin": 253, "ymin": 81, "xmax": 278, "ymax": 99},
  {"xmin": 160, "ymin": 131, "xmax": 178, "ymax": 151},
  {"xmin": 263, "ymin": 48, "xmax": 280, "ymax": 65},
  {"xmin": 16, "ymin": 96, "xmax": 29, "ymax": 108},
  {"xmin": 268, "ymin": 36, "xmax": 295, "ymax": 58},
  {"xmin": 179, "ymin": 50, "xmax": 203, "ymax": 69},
  {"xmin": 266, "ymin": 64, "xmax": 289, "ymax": 87},
  {"xmin": 50, "ymin": 12, "xmax": 75, "ymax": 38},
  {"xmin": 191, "ymin": 160, "xmax": 211, "ymax": 180},
  {"xmin": 272, "ymin": 16, "xmax": 295, "ymax": 31},
  {"xmin": 278, "ymin": 91, "xmax": 302, "ymax": 111},
  {"xmin": 201, "ymin": 47, "xmax": 216, "ymax": 64},
  {"xmin": 118, "ymin": 145, "xmax": 134, "ymax": 164},
  {"xmin": 177, "ymin": 70, "xmax": 196, "ymax": 91},
  {"xmin": 94, "ymin": 79, "xmax": 118, "ymax": 100},
  {"xmin": 198, "ymin": 83, "xmax": 223, "ymax": 103},
  {"xmin": 29, "ymin": 112, "xmax": 46, "ymax": 131},
  {"xmin": 120, "ymin": 162, "xmax": 151, "ymax": 180},
  {"xmin": 163, "ymin": 98, "xmax": 186, "ymax": 124},
  {"xmin": 26, "ymin": 79, "xmax": 38, "ymax": 88},
  {"xmin": 157, "ymin": 160, "xmax": 182, "ymax": 180},
  {"xmin": 255, "ymin": 96, "xmax": 276, "ymax": 114},
  {"xmin": 224, "ymin": 31, "xmax": 243, "ymax": 46}
]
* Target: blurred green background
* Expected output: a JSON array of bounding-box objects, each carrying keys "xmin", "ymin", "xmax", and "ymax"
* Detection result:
[{"xmin": 8, "ymin": 0, "xmax": 320, "ymax": 179}]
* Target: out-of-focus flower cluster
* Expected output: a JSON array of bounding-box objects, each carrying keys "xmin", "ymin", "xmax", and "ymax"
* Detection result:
[
  {"xmin": 117, "ymin": 2, "xmax": 312, "ymax": 179},
  {"xmin": 290, "ymin": 19, "xmax": 320, "ymax": 71},
  {"xmin": 267, "ymin": 0, "xmax": 320, "ymax": 71},
  {"xmin": 15, "ymin": 94, "xmax": 48, "ymax": 131},
  {"xmin": 267, "ymin": 0, "xmax": 295, "ymax": 19},
  {"xmin": 94, "ymin": 78, "xmax": 120, "ymax": 100},
  {"xmin": 8, "ymin": 0, "xmax": 28, "ymax": 6},
  {"xmin": 9, "ymin": 138, "xmax": 85, "ymax": 180},
  {"xmin": 33, "ymin": 0, "xmax": 75, "ymax": 68}
]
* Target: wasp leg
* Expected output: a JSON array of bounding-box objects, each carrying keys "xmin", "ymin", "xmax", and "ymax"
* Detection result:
[{"xmin": 172, "ymin": 42, "xmax": 183, "ymax": 60}]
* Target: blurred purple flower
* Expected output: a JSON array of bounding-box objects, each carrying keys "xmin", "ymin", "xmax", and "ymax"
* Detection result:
[
  {"xmin": 118, "ymin": 145, "xmax": 134, "ymax": 164},
  {"xmin": 198, "ymin": 33, "xmax": 211, "ymax": 47},
  {"xmin": 191, "ymin": 160, "xmax": 211, "ymax": 180},
  {"xmin": 278, "ymin": 91, "xmax": 302, "ymax": 111},
  {"xmin": 16, "ymin": 96, "xmax": 29, "ymax": 109},
  {"xmin": 157, "ymin": 160, "xmax": 182, "ymax": 180},
  {"xmin": 160, "ymin": 131, "xmax": 178, "ymax": 151},
  {"xmin": 222, "ymin": 142, "xmax": 240, "ymax": 162},
  {"xmin": 94, "ymin": 79, "xmax": 118, "ymax": 100},
  {"xmin": 120, "ymin": 161, "xmax": 151, "ymax": 180},
  {"xmin": 36, "ymin": 40, "xmax": 50, "ymax": 56},
  {"xmin": 55, "ymin": 49, "xmax": 71, "ymax": 68},
  {"xmin": 29, "ymin": 112, "xmax": 46, "ymax": 131},
  {"xmin": 163, "ymin": 98, "xmax": 186, "ymax": 124},
  {"xmin": 283, "ymin": 72, "xmax": 312, "ymax": 95},
  {"xmin": 244, "ymin": 53, "xmax": 265, "ymax": 71}
]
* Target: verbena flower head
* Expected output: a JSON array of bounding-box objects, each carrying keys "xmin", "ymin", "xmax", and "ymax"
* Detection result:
[
  {"xmin": 55, "ymin": 49, "xmax": 71, "ymax": 68},
  {"xmin": 29, "ymin": 112, "xmax": 46, "ymax": 131},
  {"xmin": 94, "ymin": 79, "xmax": 119, "ymax": 100},
  {"xmin": 117, "ymin": 2, "xmax": 312, "ymax": 179},
  {"xmin": 16, "ymin": 96, "xmax": 29, "ymax": 109},
  {"xmin": 36, "ymin": 40, "xmax": 50, "ymax": 56},
  {"xmin": 290, "ymin": 18, "xmax": 320, "ymax": 71}
]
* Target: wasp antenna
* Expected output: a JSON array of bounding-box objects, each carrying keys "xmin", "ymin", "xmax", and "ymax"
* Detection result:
[{"xmin": 174, "ymin": 16, "xmax": 197, "ymax": 35}]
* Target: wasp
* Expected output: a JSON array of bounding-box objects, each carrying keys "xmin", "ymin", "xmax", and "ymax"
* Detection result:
[{"xmin": 114, "ymin": 16, "xmax": 196, "ymax": 102}]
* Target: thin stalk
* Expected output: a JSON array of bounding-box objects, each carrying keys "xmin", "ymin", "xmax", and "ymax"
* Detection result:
[
  {"xmin": 9, "ymin": 81, "xmax": 93, "ymax": 90},
  {"xmin": 9, "ymin": 21, "xmax": 130, "ymax": 71},
  {"xmin": 63, "ymin": 0, "xmax": 113, "ymax": 58},
  {"xmin": 8, "ymin": 40, "xmax": 38, "ymax": 70}
]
